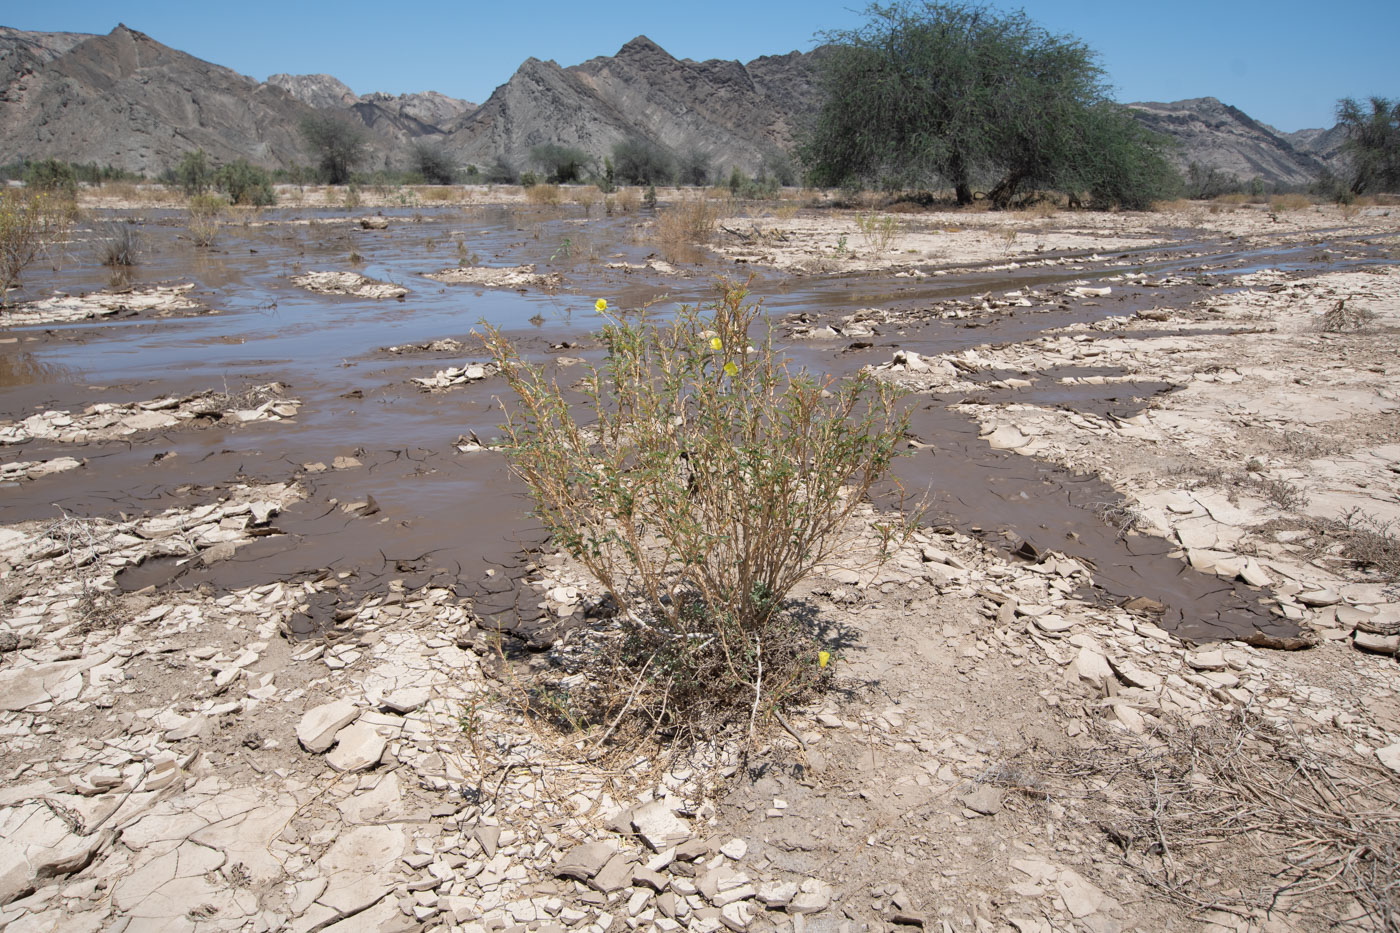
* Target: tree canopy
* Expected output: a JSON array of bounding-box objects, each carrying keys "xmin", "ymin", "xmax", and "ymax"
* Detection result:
[
  {"xmin": 300, "ymin": 114, "xmax": 367, "ymax": 185},
  {"xmin": 1337, "ymin": 96, "xmax": 1400, "ymax": 195},
  {"xmin": 800, "ymin": 2, "xmax": 1178, "ymax": 208}
]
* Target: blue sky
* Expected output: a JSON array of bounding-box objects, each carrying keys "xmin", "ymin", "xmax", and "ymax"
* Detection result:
[{"xmin": 8, "ymin": 0, "xmax": 1397, "ymax": 131}]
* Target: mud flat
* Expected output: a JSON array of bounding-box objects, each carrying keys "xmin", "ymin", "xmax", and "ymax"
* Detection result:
[{"xmin": 0, "ymin": 193, "xmax": 1398, "ymax": 932}]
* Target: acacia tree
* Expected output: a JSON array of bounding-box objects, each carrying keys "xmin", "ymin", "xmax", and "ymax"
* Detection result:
[
  {"xmin": 300, "ymin": 114, "xmax": 367, "ymax": 185},
  {"xmin": 1337, "ymin": 97, "xmax": 1400, "ymax": 195},
  {"xmin": 801, "ymin": 2, "xmax": 1177, "ymax": 208}
]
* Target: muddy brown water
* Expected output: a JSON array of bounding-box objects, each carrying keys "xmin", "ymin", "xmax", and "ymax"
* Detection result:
[{"xmin": 3, "ymin": 205, "xmax": 1393, "ymax": 646}]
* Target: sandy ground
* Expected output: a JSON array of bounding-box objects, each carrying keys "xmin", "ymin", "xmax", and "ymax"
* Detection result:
[{"xmin": 1, "ymin": 195, "xmax": 1398, "ymax": 933}]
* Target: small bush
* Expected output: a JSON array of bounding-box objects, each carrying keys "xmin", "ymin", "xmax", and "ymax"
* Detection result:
[
  {"xmin": 0, "ymin": 189, "xmax": 75, "ymax": 304},
  {"xmin": 186, "ymin": 194, "xmax": 226, "ymax": 247},
  {"xmin": 96, "ymin": 221, "xmax": 138, "ymax": 267},
  {"xmin": 1319, "ymin": 298, "xmax": 1377, "ymax": 333},
  {"xmin": 479, "ymin": 283, "xmax": 911, "ymax": 739},
  {"xmin": 175, "ymin": 149, "xmax": 213, "ymax": 196},
  {"xmin": 855, "ymin": 212, "xmax": 900, "ymax": 253},
  {"xmin": 214, "ymin": 160, "xmax": 275, "ymax": 206},
  {"xmin": 655, "ymin": 196, "xmax": 720, "ymax": 258},
  {"xmin": 23, "ymin": 159, "xmax": 79, "ymax": 197},
  {"xmin": 485, "ymin": 159, "xmax": 518, "ymax": 185},
  {"xmin": 677, "ymin": 150, "xmax": 712, "ymax": 187}
]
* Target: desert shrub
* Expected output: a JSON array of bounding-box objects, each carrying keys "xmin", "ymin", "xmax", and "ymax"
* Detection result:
[
  {"xmin": 0, "ymin": 190, "xmax": 75, "ymax": 304},
  {"xmin": 411, "ymin": 141, "xmax": 456, "ymax": 185},
  {"xmin": 23, "ymin": 159, "xmax": 79, "ymax": 198},
  {"xmin": 677, "ymin": 150, "xmax": 712, "ymax": 187},
  {"xmin": 174, "ymin": 149, "xmax": 213, "ymax": 196},
  {"xmin": 479, "ymin": 283, "xmax": 911, "ymax": 737},
  {"xmin": 520, "ymin": 172, "xmax": 539, "ymax": 188},
  {"xmin": 214, "ymin": 160, "xmax": 275, "ymax": 206},
  {"xmin": 186, "ymin": 194, "xmax": 226, "ymax": 247},
  {"xmin": 612, "ymin": 138, "xmax": 675, "ymax": 186},
  {"xmin": 531, "ymin": 144, "xmax": 591, "ymax": 184},
  {"xmin": 485, "ymin": 159, "xmax": 518, "ymax": 185},
  {"xmin": 1318, "ymin": 298, "xmax": 1377, "ymax": 333},
  {"xmin": 96, "ymin": 221, "xmax": 138, "ymax": 267}
]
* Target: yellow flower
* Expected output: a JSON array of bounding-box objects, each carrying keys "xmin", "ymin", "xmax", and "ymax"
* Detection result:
[
  {"xmin": 595, "ymin": 298, "xmax": 608, "ymax": 312},
  {"xmin": 818, "ymin": 650, "xmax": 831, "ymax": 669},
  {"xmin": 710, "ymin": 337, "xmax": 722, "ymax": 351},
  {"xmin": 723, "ymin": 361, "xmax": 738, "ymax": 377}
]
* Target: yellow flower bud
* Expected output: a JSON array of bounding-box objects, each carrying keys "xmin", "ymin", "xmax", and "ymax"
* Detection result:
[
  {"xmin": 710, "ymin": 337, "xmax": 722, "ymax": 350},
  {"xmin": 818, "ymin": 650, "xmax": 831, "ymax": 669},
  {"xmin": 595, "ymin": 298, "xmax": 608, "ymax": 312},
  {"xmin": 723, "ymin": 361, "xmax": 738, "ymax": 377}
]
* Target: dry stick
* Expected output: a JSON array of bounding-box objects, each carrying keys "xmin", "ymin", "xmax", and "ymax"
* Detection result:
[
  {"xmin": 587, "ymin": 652, "xmax": 656, "ymax": 761},
  {"xmin": 748, "ymin": 638, "xmax": 763, "ymax": 743}
]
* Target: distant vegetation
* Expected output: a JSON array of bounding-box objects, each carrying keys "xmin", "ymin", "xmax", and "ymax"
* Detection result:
[
  {"xmin": 1335, "ymin": 96, "xmax": 1399, "ymax": 196},
  {"xmin": 800, "ymin": 1, "xmax": 1180, "ymax": 209},
  {"xmin": 300, "ymin": 113, "xmax": 367, "ymax": 185}
]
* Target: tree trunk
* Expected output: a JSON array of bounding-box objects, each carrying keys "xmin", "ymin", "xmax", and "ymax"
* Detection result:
[
  {"xmin": 989, "ymin": 173, "xmax": 1023, "ymax": 210},
  {"xmin": 955, "ymin": 182, "xmax": 973, "ymax": 206}
]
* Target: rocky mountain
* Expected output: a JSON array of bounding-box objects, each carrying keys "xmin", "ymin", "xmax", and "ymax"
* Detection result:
[
  {"xmin": 0, "ymin": 25, "xmax": 404, "ymax": 176},
  {"xmin": 267, "ymin": 73, "xmax": 476, "ymax": 143},
  {"xmin": 1127, "ymin": 97, "xmax": 1333, "ymax": 188},
  {"xmin": 443, "ymin": 36, "xmax": 822, "ymax": 179}
]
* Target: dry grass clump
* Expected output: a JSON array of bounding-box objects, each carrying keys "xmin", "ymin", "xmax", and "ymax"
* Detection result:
[
  {"xmin": 1006, "ymin": 709, "xmax": 1399, "ymax": 930},
  {"xmin": 525, "ymin": 184, "xmax": 563, "ymax": 206},
  {"xmin": 1270, "ymin": 193, "xmax": 1313, "ymax": 211},
  {"xmin": 655, "ymin": 195, "xmax": 722, "ymax": 258},
  {"xmin": 418, "ymin": 186, "xmax": 461, "ymax": 203},
  {"xmin": 1215, "ymin": 193, "xmax": 1253, "ymax": 206},
  {"xmin": 1152, "ymin": 198, "xmax": 1198, "ymax": 212},
  {"xmin": 96, "ymin": 221, "xmax": 139, "ymax": 267},
  {"xmin": 479, "ymin": 283, "xmax": 912, "ymax": 744}
]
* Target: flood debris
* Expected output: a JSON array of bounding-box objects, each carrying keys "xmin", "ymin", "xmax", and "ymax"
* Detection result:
[
  {"xmin": 291, "ymin": 270, "xmax": 408, "ymax": 299},
  {"xmin": 0, "ymin": 284, "xmax": 201, "ymax": 327},
  {"xmin": 0, "ymin": 384, "xmax": 300, "ymax": 444},
  {"xmin": 425, "ymin": 264, "xmax": 561, "ymax": 289},
  {"xmin": 411, "ymin": 361, "xmax": 495, "ymax": 391}
]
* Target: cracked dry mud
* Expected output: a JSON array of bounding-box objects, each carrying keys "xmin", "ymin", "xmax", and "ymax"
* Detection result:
[{"xmin": 0, "ymin": 194, "xmax": 1398, "ymax": 933}]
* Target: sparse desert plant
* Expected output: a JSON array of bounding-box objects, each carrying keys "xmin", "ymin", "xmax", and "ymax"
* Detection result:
[
  {"xmin": 300, "ymin": 113, "xmax": 366, "ymax": 185},
  {"xmin": 411, "ymin": 141, "xmax": 456, "ymax": 185},
  {"xmin": 570, "ymin": 187, "xmax": 600, "ymax": 211},
  {"xmin": 0, "ymin": 189, "xmax": 75, "ymax": 304},
  {"xmin": 186, "ymin": 193, "xmax": 226, "ymax": 247},
  {"xmin": 479, "ymin": 283, "xmax": 912, "ymax": 738},
  {"xmin": 855, "ymin": 211, "xmax": 899, "ymax": 252},
  {"xmin": 96, "ymin": 221, "xmax": 139, "ymax": 267},
  {"xmin": 341, "ymin": 184, "xmax": 362, "ymax": 210},
  {"xmin": 612, "ymin": 138, "xmax": 675, "ymax": 186},
  {"xmin": 1319, "ymin": 298, "xmax": 1377, "ymax": 332}
]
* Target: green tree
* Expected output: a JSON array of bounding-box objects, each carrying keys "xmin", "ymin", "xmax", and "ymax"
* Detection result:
[
  {"xmin": 801, "ymin": 2, "xmax": 1178, "ymax": 208},
  {"xmin": 530, "ymin": 144, "xmax": 592, "ymax": 184},
  {"xmin": 175, "ymin": 149, "xmax": 213, "ymax": 196},
  {"xmin": 300, "ymin": 113, "xmax": 367, "ymax": 185},
  {"xmin": 612, "ymin": 138, "xmax": 675, "ymax": 186},
  {"xmin": 1336, "ymin": 97, "xmax": 1400, "ymax": 195},
  {"xmin": 677, "ymin": 150, "xmax": 711, "ymax": 187}
]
